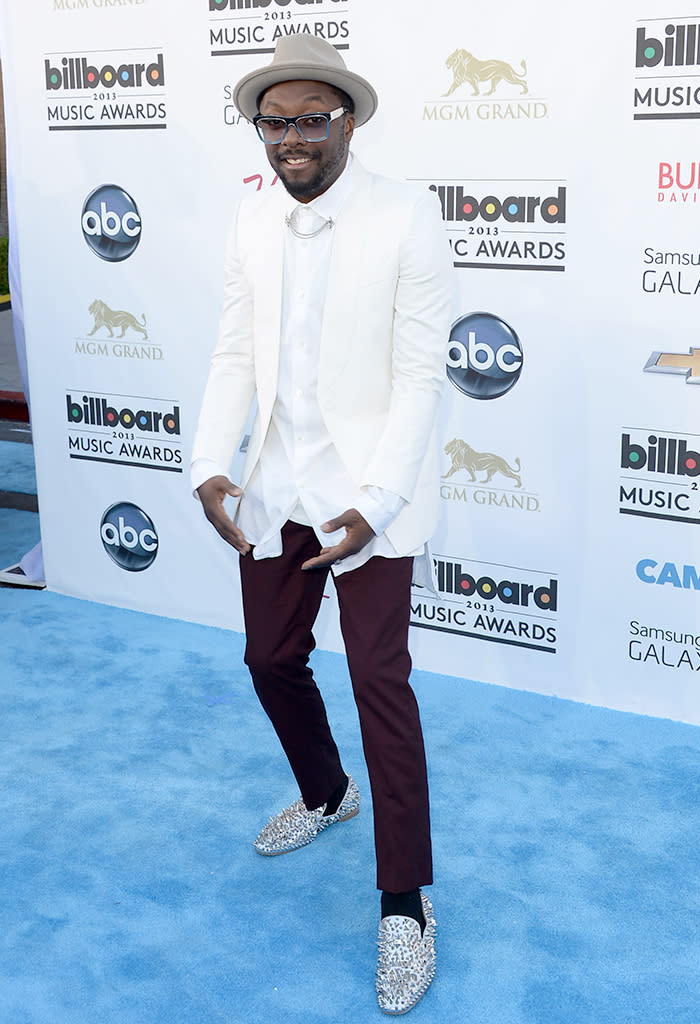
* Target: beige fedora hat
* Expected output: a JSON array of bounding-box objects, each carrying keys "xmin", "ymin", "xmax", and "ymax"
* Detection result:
[{"xmin": 233, "ymin": 36, "xmax": 378, "ymax": 126}]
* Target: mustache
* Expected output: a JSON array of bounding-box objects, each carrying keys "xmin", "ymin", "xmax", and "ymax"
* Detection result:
[{"xmin": 274, "ymin": 148, "xmax": 320, "ymax": 161}]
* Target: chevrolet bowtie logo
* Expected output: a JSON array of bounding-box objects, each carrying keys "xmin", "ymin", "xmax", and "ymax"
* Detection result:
[{"xmin": 644, "ymin": 347, "xmax": 700, "ymax": 384}]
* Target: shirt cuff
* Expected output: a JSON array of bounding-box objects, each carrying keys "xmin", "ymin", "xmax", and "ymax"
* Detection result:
[
  {"xmin": 354, "ymin": 486, "xmax": 406, "ymax": 537},
  {"xmin": 190, "ymin": 457, "xmax": 231, "ymax": 499}
]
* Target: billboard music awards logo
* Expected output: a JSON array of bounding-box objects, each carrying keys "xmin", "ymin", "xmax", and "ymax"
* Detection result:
[
  {"xmin": 82, "ymin": 185, "xmax": 141, "ymax": 262},
  {"xmin": 619, "ymin": 429, "xmax": 700, "ymax": 526},
  {"xmin": 423, "ymin": 179, "xmax": 566, "ymax": 272},
  {"xmin": 441, "ymin": 437, "xmax": 540, "ymax": 513},
  {"xmin": 628, "ymin": 618, "xmax": 700, "ymax": 671},
  {"xmin": 44, "ymin": 48, "xmax": 166, "ymax": 130},
  {"xmin": 74, "ymin": 299, "xmax": 164, "ymax": 362},
  {"xmin": 422, "ymin": 45, "xmax": 548, "ymax": 122},
  {"xmin": 447, "ymin": 312, "xmax": 523, "ymax": 400},
  {"xmin": 641, "ymin": 248, "xmax": 700, "ymax": 295},
  {"xmin": 634, "ymin": 18, "xmax": 700, "ymax": 119},
  {"xmin": 208, "ymin": 0, "xmax": 350, "ymax": 58},
  {"xmin": 100, "ymin": 502, "xmax": 158, "ymax": 571},
  {"xmin": 411, "ymin": 556, "xmax": 558, "ymax": 654},
  {"xmin": 66, "ymin": 390, "xmax": 183, "ymax": 472}
]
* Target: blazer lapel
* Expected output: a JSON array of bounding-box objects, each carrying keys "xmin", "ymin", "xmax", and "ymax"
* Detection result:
[
  {"xmin": 251, "ymin": 186, "xmax": 286, "ymax": 430},
  {"xmin": 319, "ymin": 162, "xmax": 373, "ymax": 392}
]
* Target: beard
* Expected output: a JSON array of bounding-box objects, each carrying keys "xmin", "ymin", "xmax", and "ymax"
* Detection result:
[{"xmin": 268, "ymin": 126, "xmax": 349, "ymax": 202}]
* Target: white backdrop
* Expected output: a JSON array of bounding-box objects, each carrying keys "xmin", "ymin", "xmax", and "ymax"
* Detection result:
[{"xmin": 1, "ymin": 0, "xmax": 699, "ymax": 723}]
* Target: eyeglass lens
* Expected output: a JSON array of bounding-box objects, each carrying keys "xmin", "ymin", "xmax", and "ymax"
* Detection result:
[{"xmin": 257, "ymin": 114, "xmax": 330, "ymax": 143}]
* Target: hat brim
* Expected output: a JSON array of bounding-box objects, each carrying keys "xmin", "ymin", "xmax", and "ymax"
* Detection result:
[{"xmin": 234, "ymin": 61, "xmax": 378, "ymax": 127}]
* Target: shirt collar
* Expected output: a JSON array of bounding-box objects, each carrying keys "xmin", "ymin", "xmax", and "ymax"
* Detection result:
[{"xmin": 282, "ymin": 152, "xmax": 354, "ymax": 220}]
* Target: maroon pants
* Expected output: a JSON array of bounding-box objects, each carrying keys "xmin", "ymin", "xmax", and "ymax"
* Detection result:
[{"xmin": 238, "ymin": 521, "xmax": 433, "ymax": 893}]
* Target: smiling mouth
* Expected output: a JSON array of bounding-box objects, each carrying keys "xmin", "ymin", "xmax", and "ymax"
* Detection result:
[{"xmin": 279, "ymin": 154, "xmax": 315, "ymax": 167}]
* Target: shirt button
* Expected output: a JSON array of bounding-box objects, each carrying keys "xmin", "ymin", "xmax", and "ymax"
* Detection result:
[{"xmin": 296, "ymin": 389, "xmax": 303, "ymax": 398}]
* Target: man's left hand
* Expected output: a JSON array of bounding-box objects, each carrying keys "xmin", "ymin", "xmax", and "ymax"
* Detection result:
[{"xmin": 301, "ymin": 508, "xmax": 376, "ymax": 571}]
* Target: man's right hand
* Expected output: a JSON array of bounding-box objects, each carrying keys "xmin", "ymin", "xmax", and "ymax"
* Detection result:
[{"xmin": 196, "ymin": 475, "xmax": 251, "ymax": 555}]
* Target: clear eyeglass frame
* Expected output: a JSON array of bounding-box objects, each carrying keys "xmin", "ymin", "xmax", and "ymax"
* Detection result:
[{"xmin": 252, "ymin": 106, "xmax": 346, "ymax": 144}]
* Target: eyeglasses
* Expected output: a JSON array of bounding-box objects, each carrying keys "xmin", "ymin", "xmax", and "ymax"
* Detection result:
[{"xmin": 252, "ymin": 106, "xmax": 346, "ymax": 144}]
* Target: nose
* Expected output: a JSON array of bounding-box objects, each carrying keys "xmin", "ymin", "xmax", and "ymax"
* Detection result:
[
  {"xmin": 283, "ymin": 120, "xmax": 309, "ymax": 144},
  {"xmin": 278, "ymin": 123, "xmax": 308, "ymax": 153}
]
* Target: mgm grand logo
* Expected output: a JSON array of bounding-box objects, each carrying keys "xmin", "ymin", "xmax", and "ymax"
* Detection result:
[
  {"xmin": 441, "ymin": 437, "xmax": 540, "ymax": 512},
  {"xmin": 444, "ymin": 49, "xmax": 528, "ymax": 97},
  {"xmin": 424, "ymin": 46, "xmax": 547, "ymax": 122},
  {"xmin": 74, "ymin": 299, "xmax": 163, "ymax": 361}
]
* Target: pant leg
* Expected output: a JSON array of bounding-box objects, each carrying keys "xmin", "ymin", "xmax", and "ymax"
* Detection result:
[
  {"xmin": 239, "ymin": 521, "xmax": 346, "ymax": 811},
  {"xmin": 333, "ymin": 556, "xmax": 433, "ymax": 893}
]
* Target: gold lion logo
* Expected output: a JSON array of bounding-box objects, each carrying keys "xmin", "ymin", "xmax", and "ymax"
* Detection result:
[
  {"xmin": 443, "ymin": 438, "xmax": 522, "ymax": 487},
  {"xmin": 444, "ymin": 48, "xmax": 528, "ymax": 97},
  {"xmin": 87, "ymin": 299, "xmax": 148, "ymax": 340}
]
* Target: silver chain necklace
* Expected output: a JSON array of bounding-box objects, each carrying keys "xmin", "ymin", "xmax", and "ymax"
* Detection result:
[{"xmin": 285, "ymin": 206, "xmax": 334, "ymax": 239}]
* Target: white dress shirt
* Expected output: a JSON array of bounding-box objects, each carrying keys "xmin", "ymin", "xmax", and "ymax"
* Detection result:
[{"xmin": 193, "ymin": 156, "xmax": 424, "ymax": 577}]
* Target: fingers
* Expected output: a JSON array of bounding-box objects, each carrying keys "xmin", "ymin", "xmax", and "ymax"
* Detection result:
[
  {"xmin": 301, "ymin": 545, "xmax": 338, "ymax": 571},
  {"xmin": 302, "ymin": 509, "xmax": 377, "ymax": 570},
  {"xmin": 302, "ymin": 535, "xmax": 361, "ymax": 570},
  {"xmin": 197, "ymin": 475, "xmax": 250, "ymax": 554},
  {"xmin": 321, "ymin": 508, "xmax": 374, "ymax": 535},
  {"xmin": 208, "ymin": 511, "xmax": 251, "ymax": 555},
  {"xmin": 301, "ymin": 528, "xmax": 372, "ymax": 570},
  {"xmin": 321, "ymin": 509, "xmax": 362, "ymax": 534},
  {"xmin": 196, "ymin": 474, "xmax": 237, "ymax": 506}
]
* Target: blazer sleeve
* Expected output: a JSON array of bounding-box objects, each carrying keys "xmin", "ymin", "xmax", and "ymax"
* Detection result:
[
  {"xmin": 361, "ymin": 188, "xmax": 455, "ymax": 500},
  {"xmin": 190, "ymin": 203, "xmax": 257, "ymax": 477}
]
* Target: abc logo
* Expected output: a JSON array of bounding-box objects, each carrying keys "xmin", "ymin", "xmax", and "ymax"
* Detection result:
[
  {"xmin": 82, "ymin": 184, "xmax": 141, "ymax": 262},
  {"xmin": 447, "ymin": 312, "xmax": 523, "ymax": 400},
  {"xmin": 100, "ymin": 502, "xmax": 158, "ymax": 572}
]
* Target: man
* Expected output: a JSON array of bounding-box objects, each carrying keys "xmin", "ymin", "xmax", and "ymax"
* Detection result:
[{"xmin": 192, "ymin": 35, "xmax": 453, "ymax": 1015}]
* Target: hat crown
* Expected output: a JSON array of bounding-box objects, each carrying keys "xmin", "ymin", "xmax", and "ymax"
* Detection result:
[
  {"xmin": 272, "ymin": 35, "xmax": 348, "ymax": 74},
  {"xmin": 233, "ymin": 33, "xmax": 378, "ymax": 127}
]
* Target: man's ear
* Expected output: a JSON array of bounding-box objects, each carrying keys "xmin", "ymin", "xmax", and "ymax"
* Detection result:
[{"xmin": 344, "ymin": 113, "xmax": 355, "ymax": 143}]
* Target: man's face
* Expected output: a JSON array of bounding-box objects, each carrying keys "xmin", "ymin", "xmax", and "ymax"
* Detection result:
[{"xmin": 258, "ymin": 79, "xmax": 354, "ymax": 203}]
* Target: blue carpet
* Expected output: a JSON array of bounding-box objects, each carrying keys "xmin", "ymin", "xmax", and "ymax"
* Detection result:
[
  {"xmin": 0, "ymin": 438, "xmax": 37, "ymax": 494},
  {"xmin": 1, "ymin": 586, "xmax": 700, "ymax": 1024},
  {"xmin": 0, "ymin": 507, "xmax": 40, "ymax": 568},
  {"xmin": 0, "ymin": 435, "xmax": 40, "ymax": 570}
]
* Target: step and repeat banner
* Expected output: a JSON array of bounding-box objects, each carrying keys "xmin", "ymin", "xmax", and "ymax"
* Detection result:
[{"xmin": 1, "ymin": 0, "xmax": 699, "ymax": 723}]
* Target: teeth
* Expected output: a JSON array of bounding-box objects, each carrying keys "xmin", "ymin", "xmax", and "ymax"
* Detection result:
[{"xmin": 285, "ymin": 158, "xmax": 310, "ymax": 165}]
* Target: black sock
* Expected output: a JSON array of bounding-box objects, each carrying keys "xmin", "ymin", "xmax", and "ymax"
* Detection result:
[
  {"xmin": 381, "ymin": 889, "xmax": 426, "ymax": 935},
  {"xmin": 322, "ymin": 774, "xmax": 348, "ymax": 816}
]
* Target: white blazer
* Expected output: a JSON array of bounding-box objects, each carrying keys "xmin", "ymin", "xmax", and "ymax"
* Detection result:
[{"xmin": 192, "ymin": 159, "xmax": 454, "ymax": 555}]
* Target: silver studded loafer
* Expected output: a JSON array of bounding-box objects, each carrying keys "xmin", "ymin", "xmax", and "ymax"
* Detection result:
[
  {"xmin": 376, "ymin": 892, "xmax": 436, "ymax": 1015},
  {"xmin": 253, "ymin": 776, "xmax": 360, "ymax": 856}
]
